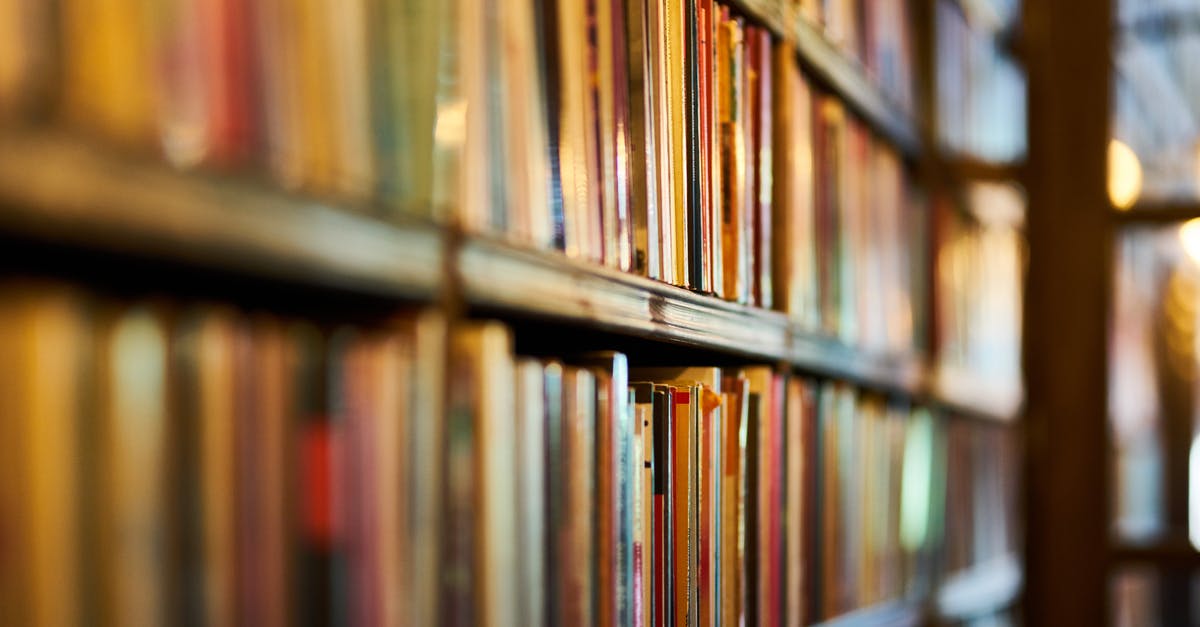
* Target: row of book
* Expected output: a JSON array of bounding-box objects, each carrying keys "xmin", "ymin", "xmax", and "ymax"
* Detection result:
[
  {"xmin": 0, "ymin": 281, "xmax": 447, "ymax": 627},
  {"xmin": 935, "ymin": 0, "xmax": 1026, "ymax": 162},
  {"xmin": 0, "ymin": 0, "xmax": 924, "ymax": 355},
  {"xmin": 940, "ymin": 420, "xmax": 1018, "ymax": 578},
  {"xmin": 0, "ymin": 279, "xmax": 966, "ymax": 627},
  {"xmin": 814, "ymin": 385, "xmax": 932, "ymax": 618},
  {"xmin": 933, "ymin": 183, "xmax": 1023, "ymax": 395},
  {"xmin": 786, "ymin": 0, "xmax": 916, "ymax": 116}
]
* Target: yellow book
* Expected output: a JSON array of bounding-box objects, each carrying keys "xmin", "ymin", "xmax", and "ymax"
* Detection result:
[
  {"xmin": 295, "ymin": 0, "xmax": 337, "ymax": 191},
  {"xmin": 666, "ymin": 0, "xmax": 690, "ymax": 286},
  {"xmin": 0, "ymin": 283, "xmax": 87, "ymax": 627},
  {"xmin": 325, "ymin": 0, "xmax": 374, "ymax": 197},
  {"xmin": 406, "ymin": 312, "xmax": 446, "ymax": 626},
  {"xmin": 60, "ymin": 0, "xmax": 157, "ymax": 146}
]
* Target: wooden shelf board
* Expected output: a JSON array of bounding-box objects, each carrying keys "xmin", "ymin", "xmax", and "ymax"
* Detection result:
[
  {"xmin": 727, "ymin": 0, "xmax": 922, "ymax": 155},
  {"xmin": 929, "ymin": 368, "xmax": 1023, "ymax": 422},
  {"xmin": 0, "ymin": 131, "xmax": 443, "ymax": 299},
  {"xmin": 459, "ymin": 235, "xmax": 793, "ymax": 361},
  {"xmin": 462, "ymin": 236, "xmax": 942, "ymax": 394},
  {"xmin": 936, "ymin": 552, "xmax": 1023, "ymax": 619},
  {"xmin": 936, "ymin": 154, "xmax": 1026, "ymax": 184},
  {"xmin": 1112, "ymin": 537, "xmax": 1200, "ymax": 569},
  {"xmin": 813, "ymin": 600, "xmax": 925, "ymax": 627},
  {"xmin": 1114, "ymin": 201, "xmax": 1200, "ymax": 224},
  {"xmin": 790, "ymin": 328, "xmax": 926, "ymax": 394}
]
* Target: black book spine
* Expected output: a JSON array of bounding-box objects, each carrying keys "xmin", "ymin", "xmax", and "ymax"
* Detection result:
[{"xmin": 685, "ymin": 0, "xmax": 705, "ymax": 290}]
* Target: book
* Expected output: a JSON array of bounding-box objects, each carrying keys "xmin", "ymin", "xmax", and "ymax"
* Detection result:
[
  {"xmin": 0, "ymin": 283, "xmax": 88, "ymax": 627},
  {"xmin": 515, "ymin": 359, "xmax": 548, "ymax": 627},
  {"xmin": 449, "ymin": 323, "xmax": 519, "ymax": 627},
  {"xmin": 95, "ymin": 304, "xmax": 171, "ymax": 626},
  {"xmin": 175, "ymin": 308, "xmax": 240, "ymax": 627}
]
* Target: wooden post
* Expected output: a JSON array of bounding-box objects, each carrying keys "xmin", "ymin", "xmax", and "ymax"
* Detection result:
[{"xmin": 1021, "ymin": 0, "xmax": 1112, "ymax": 624}]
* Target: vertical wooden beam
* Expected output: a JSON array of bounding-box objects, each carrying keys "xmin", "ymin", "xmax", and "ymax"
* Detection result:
[{"xmin": 1021, "ymin": 0, "xmax": 1112, "ymax": 624}]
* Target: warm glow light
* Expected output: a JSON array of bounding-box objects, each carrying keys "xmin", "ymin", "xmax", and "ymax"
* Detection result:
[
  {"xmin": 1180, "ymin": 218, "xmax": 1200, "ymax": 266},
  {"xmin": 1109, "ymin": 139, "xmax": 1143, "ymax": 210}
]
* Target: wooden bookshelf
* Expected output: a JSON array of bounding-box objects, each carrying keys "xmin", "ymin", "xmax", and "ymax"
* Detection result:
[
  {"xmin": 727, "ymin": 0, "xmax": 922, "ymax": 155},
  {"xmin": 0, "ymin": 130, "xmax": 443, "ymax": 299},
  {"xmin": 0, "ymin": 131, "xmax": 1027, "ymax": 421}
]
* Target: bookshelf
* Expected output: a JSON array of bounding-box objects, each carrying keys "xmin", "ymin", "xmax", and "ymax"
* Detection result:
[
  {"xmin": 0, "ymin": 130, "xmax": 1023, "ymax": 421},
  {"xmin": 0, "ymin": 0, "xmax": 1027, "ymax": 625}
]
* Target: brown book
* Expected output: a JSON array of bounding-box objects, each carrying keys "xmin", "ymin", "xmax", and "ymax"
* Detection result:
[
  {"xmin": 719, "ymin": 374, "xmax": 748, "ymax": 626},
  {"xmin": 784, "ymin": 378, "xmax": 806, "ymax": 626},
  {"xmin": 236, "ymin": 316, "xmax": 292, "ymax": 627},
  {"xmin": 561, "ymin": 367, "xmax": 598, "ymax": 627},
  {"xmin": 718, "ymin": 14, "xmax": 748, "ymax": 303},
  {"xmin": 772, "ymin": 43, "xmax": 819, "ymax": 327},
  {"xmin": 176, "ymin": 308, "xmax": 240, "ymax": 627},
  {"xmin": 96, "ymin": 304, "xmax": 172, "ymax": 626},
  {"xmin": 450, "ymin": 323, "xmax": 519, "ymax": 627}
]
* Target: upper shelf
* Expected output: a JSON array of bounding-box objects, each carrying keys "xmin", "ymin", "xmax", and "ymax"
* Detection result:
[
  {"xmin": 0, "ymin": 130, "xmax": 443, "ymax": 299},
  {"xmin": 728, "ymin": 0, "xmax": 922, "ymax": 155}
]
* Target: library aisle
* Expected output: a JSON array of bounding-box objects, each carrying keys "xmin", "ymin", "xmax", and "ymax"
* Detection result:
[{"xmin": 0, "ymin": 0, "xmax": 1188, "ymax": 625}]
